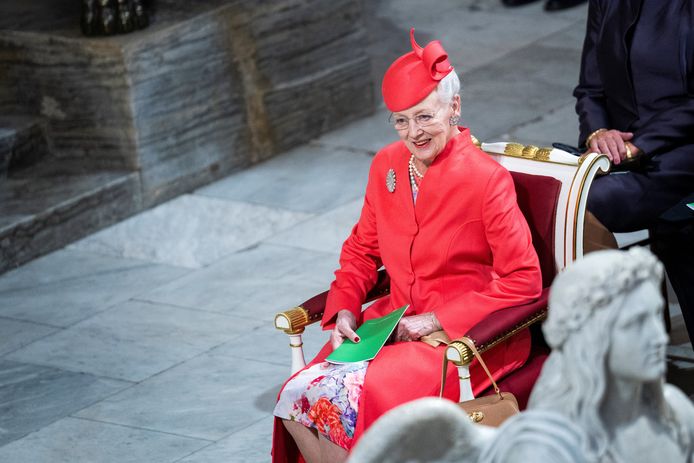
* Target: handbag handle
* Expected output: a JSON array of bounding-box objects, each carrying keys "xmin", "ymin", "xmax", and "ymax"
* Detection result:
[{"xmin": 438, "ymin": 336, "xmax": 503, "ymax": 400}]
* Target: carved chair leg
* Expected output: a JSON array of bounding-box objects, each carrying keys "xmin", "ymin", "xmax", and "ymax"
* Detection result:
[
  {"xmin": 445, "ymin": 342, "xmax": 475, "ymax": 402},
  {"xmin": 289, "ymin": 333, "xmax": 307, "ymax": 375},
  {"xmin": 457, "ymin": 364, "xmax": 474, "ymax": 402}
]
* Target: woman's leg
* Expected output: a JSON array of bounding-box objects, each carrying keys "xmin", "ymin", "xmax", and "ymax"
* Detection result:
[
  {"xmin": 283, "ymin": 420, "xmax": 321, "ymax": 463},
  {"xmin": 318, "ymin": 433, "xmax": 349, "ymax": 463}
]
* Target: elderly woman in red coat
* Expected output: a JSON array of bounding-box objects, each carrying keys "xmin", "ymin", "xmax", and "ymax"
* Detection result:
[{"xmin": 272, "ymin": 30, "xmax": 542, "ymax": 463}]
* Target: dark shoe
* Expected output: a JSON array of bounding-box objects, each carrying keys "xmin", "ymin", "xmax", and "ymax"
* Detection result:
[
  {"xmin": 501, "ymin": 0, "xmax": 541, "ymax": 7},
  {"xmin": 544, "ymin": 0, "xmax": 586, "ymax": 11}
]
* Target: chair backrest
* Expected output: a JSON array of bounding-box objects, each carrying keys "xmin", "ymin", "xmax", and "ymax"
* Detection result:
[
  {"xmin": 481, "ymin": 142, "xmax": 610, "ymax": 274},
  {"xmin": 511, "ymin": 171, "xmax": 561, "ymax": 288}
]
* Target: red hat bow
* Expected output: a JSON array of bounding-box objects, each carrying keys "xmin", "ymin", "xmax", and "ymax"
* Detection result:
[
  {"xmin": 381, "ymin": 29, "xmax": 455, "ymax": 112},
  {"xmin": 410, "ymin": 29, "xmax": 452, "ymax": 81}
]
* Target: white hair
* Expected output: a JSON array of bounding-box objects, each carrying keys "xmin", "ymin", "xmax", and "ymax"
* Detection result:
[{"xmin": 436, "ymin": 71, "xmax": 461, "ymax": 104}]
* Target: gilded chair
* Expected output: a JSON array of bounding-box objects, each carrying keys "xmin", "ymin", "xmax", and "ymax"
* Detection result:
[
  {"xmin": 445, "ymin": 142, "xmax": 609, "ymax": 408},
  {"xmin": 274, "ymin": 141, "xmax": 610, "ymax": 409}
]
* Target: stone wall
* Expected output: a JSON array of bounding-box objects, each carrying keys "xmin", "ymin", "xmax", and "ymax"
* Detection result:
[
  {"xmin": 0, "ymin": 0, "xmax": 374, "ymax": 206},
  {"xmin": 0, "ymin": 0, "xmax": 374, "ymax": 272}
]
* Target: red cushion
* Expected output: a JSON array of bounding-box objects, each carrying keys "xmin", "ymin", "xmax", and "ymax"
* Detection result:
[
  {"xmin": 300, "ymin": 291, "xmax": 329, "ymax": 320},
  {"xmin": 465, "ymin": 288, "xmax": 549, "ymax": 347},
  {"xmin": 511, "ymin": 171, "xmax": 561, "ymax": 288}
]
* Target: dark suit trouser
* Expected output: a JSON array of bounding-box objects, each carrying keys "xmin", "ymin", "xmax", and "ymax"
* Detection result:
[
  {"xmin": 651, "ymin": 224, "xmax": 694, "ymax": 345},
  {"xmin": 587, "ymin": 147, "xmax": 694, "ymax": 345}
]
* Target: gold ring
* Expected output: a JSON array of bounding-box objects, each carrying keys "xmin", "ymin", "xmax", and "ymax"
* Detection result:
[{"xmin": 625, "ymin": 144, "xmax": 633, "ymax": 159}]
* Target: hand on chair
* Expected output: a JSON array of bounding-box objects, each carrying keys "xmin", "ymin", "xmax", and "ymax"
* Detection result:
[
  {"xmin": 395, "ymin": 312, "xmax": 442, "ymax": 342},
  {"xmin": 584, "ymin": 128, "xmax": 641, "ymax": 165},
  {"xmin": 331, "ymin": 310, "xmax": 360, "ymax": 350}
]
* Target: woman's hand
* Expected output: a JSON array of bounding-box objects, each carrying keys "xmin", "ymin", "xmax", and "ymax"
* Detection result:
[
  {"xmin": 584, "ymin": 129, "xmax": 635, "ymax": 165},
  {"xmin": 330, "ymin": 309, "xmax": 360, "ymax": 350},
  {"xmin": 395, "ymin": 312, "xmax": 442, "ymax": 342}
]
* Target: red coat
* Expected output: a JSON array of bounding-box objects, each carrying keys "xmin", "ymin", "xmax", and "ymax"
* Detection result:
[{"xmin": 272, "ymin": 128, "xmax": 542, "ymax": 462}]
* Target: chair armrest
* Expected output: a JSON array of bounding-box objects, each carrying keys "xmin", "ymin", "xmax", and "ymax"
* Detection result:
[
  {"xmin": 274, "ymin": 268, "xmax": 391, "ymax": 334},
  {"xmin": 446, "ymin": 288, "xmax": 549, "ymax": 365}
]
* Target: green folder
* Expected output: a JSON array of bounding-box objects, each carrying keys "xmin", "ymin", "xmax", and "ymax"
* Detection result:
[{"xmin": 326, "ymin": 305, "xmax": 408, "ymax": 364}]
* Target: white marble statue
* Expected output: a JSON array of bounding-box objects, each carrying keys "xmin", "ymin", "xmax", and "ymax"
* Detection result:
[
  {"xmin": 349, "ymin": 248, "xmax": 694, "ymax": 463},
  {"xmin": 349, "ymin": 398, "xmax": 588, "ymax": 463},
  {"xmin": 529, "ymin": 247, "xmax": 694, "ymax": 462},
  {"xmin": 346, "ymin": 397, "xmax": 495, "ymax": 463}
]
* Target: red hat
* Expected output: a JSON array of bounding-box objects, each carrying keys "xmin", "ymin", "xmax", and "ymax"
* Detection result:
[{"xmin": 382, "ymin": 29, "xmax": 454, "ymax": 112}]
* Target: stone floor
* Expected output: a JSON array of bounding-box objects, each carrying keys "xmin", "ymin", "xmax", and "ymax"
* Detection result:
[{"xmin": 0, "ymin": 1, "xmax": 692, "ymax": 462}]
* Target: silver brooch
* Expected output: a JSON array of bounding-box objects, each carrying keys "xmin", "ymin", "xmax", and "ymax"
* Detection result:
[{"xmin": 386, "ymin": 168, "xmax": 396, "ymax": 193}]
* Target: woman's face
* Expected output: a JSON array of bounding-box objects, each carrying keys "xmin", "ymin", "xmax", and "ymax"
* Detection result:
[
  {"xmin": 608, "ymin": 280, "xmax": 669, "ymax": 382},
  {"xmin": 392, "ymin": 91, "xmax": 460, "ymax": 166}
]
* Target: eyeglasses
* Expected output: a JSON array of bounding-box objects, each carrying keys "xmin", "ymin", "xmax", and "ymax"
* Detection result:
[{"xmin": 389, "ymin": 108, "xmax": 441, "ymax": 131}]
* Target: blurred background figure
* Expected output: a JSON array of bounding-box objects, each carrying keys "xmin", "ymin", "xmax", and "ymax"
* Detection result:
[
  {"xmin": 501, "ymin": 0, "xmax": 586, "ymax": 12},
  {"xmin": 574, "ymin": 0, "xmax": 694, "ymax": 347},
  {"xmin": 81, "ymin": 0, "xmax": 150, "ymax": 36}
]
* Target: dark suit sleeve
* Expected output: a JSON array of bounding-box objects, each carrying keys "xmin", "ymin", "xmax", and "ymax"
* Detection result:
[
  {"xmin": 632, "ymin": 90, "xmax": 694, "ymax": 157},
  {"xmin": 574, "ymin": 0, "xmax": 610, "ymax": 146},
  {"xmin": 631, "ymin": 8, "xmax": 694, "ymax": 157}
]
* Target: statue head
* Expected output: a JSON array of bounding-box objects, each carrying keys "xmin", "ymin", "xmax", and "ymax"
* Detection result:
[
  {"xmin": 545, "ymin": 247, "xmax": 667, "ymax": 380},
  {"xmin": 529, "ymin": 247, "xmax": 672, "ymax": 457}
]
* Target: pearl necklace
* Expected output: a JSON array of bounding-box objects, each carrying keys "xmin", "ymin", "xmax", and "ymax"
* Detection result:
[{"xmin": 409, "ymin": 154, "xmax": 424, "ymax": 193}]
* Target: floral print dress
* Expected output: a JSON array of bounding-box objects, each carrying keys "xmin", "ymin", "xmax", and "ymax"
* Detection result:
[{"xmin": 273, "ymin": 360, "xmax": 368, "ymax": 450}]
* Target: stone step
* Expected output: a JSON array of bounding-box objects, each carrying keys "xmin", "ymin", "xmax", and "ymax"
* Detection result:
[
  {"xmin": 0, "ymin": 115, "xmax": 49, "ymax": 177},
  {"xmin": 0, "ymin": 159, "xmax": 141, "ymax": 273}
]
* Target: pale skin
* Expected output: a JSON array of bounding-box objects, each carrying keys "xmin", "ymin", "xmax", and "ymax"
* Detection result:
[
  {"xmin": 583, "ymin": 128, "xmax": 642, "ymax": 165},
  {"xmin": 282, "ymin": 90, "xmax": 461, "ymax": 463}
]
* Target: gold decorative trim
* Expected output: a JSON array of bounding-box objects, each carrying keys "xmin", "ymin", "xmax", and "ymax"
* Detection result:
[
  {"xmin": 289, "ymin": 342, "xmax": 304, "ymax": 348},
  {"xmin": 571, "ymin": 154, "xmax": 609, "ymax": 261},
  {"xmin": 503, "ymin": 143, "xmax": 524, "ymax": 157},
  {"xmin": 478, "ymin": 311, "xmax": 547, "ymax": 354},
  {"xmin": 307, "ymin": 310, "xmax": 322, "ymax": 323},
  {"xmin": 274, "ymin": 307, "xmax": 311, "ymax": 335},
  {"xmin": 447, "ymin": 338, "xmax": 475, "ymax": 366},
  {"xmin": 564, "ymin": 167, "xmax": 580, "ymax": 268},
  {"xmin": 449, "ymin": 311, "xmax": 548, "ymax": 366},
  {"xmin": 468, "ymin": 411, "xmax": 485, "ymax": 423},
  {"xmin": 503, "ymin": 143, "xmax": 552, "ymax": 161},
  {"xmin": 494, "ymin": 142, "xmax": 576, "ymax": 166},
  {"xmin": 471, "ymin": 134, "xmax": 482, "ymax": 148}
]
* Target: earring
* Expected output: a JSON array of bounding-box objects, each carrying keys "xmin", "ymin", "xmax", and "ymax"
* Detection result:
[{"xmin": 449, "ymin": 115, "xmax": 460, "ymax": 126}]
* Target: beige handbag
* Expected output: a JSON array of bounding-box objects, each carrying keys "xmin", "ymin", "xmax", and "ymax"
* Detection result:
[{"xmin": 437, "ymin": 336, "xmax": 519, "ymax": 427}]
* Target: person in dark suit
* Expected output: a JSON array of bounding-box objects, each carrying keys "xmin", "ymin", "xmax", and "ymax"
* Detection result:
[{"xmin": 574, "ymin": 0, "xmax": 694, "ymax": 346}]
